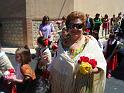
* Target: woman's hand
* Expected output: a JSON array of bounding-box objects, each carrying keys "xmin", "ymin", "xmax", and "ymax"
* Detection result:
[
  {"xmin": 91, "ymin": 67, "xmax": 99, "ymax": 73},
  {"xmin": 8, "ymin": 77, "xmax": 23, "ymax": 83},
  {"xmin": 42, "ymin": 54, "xmax": 48, "ymax": 61},
  {"xmin": 39, "ymin": 55, "xmax": 49, "ymax": 66}
]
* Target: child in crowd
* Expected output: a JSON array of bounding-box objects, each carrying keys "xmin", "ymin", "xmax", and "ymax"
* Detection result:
[
  {"xmin": 34, "ymin": 36, "xmax": 51, "ymax": 78},
  {"xmin": 51, "ymin": 27, "xmax": 67, "ymax": 57},
  {"xmin": 0, "ymin": 44, "xmax": 15, "ymax": 93},
  {"xmin": 11, "ymin": 45, "xmax": 36, "ymax": 93},
  {"xmin": 103, "ymin": 34, "xmax": 119, "ymax": 78},
  {"xmin": 31, "ymin": 37, "xmax": 51, "ymax": 93}
]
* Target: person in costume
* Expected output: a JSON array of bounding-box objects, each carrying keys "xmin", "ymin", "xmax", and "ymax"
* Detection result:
[
  {"xmin": 34, "ymin": 36, "xmax": 51, "ymax": 78},
  {"xmin": 31, "ymin": 37, "xmax": 51, "ymax": 93},
  {"xmin": 103, "ymin": 34, "xmax": 119, "ymax": 78},
  {"xmin": 102, "ymin": 14, "xmax": 109, "ymax": 38},
  {"xmin": 49, "ymin": 11, "xmax": 106, "ymax": 93}
]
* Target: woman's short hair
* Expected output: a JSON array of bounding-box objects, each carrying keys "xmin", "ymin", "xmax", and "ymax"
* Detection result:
[{"xmin": 65, "ymin": 11, "xmax": 85, "ymax": 29}]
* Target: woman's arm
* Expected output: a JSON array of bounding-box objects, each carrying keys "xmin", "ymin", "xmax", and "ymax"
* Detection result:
[
  {"xmin": 39, "ymin": 31, "xmax": 43, "ymax": 37},
  {"xmin": 39, "ymin": 24, "xmax": 43, "ymax": 37},
  {"xmin": 13, "ymin": 78, "xmax": 23, "ymax": 83}
]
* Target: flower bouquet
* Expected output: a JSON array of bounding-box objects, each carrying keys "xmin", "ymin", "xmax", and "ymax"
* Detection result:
[
  {"xmin": 3, "ymin": 68, "xmax": 16, "ymax": 83},
  {"xmin": 2, "ymin": 68, "xmax": 17, "ymax": 93},
  {"xmin": 85, "ymin": 29, "xmax": 90, "ymax": 33},
  {"xmin": 52, "ymin": 43, "xmax": 58, "ymax": 50},
  {"xmin": 44, "ymin": 38, "xmax": 49, "ymax": 46},
  {"xmin": 78, "ymin": 56, "xmax": 97, "ymax": 74}
]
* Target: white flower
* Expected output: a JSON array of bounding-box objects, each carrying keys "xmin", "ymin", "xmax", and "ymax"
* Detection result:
[{"xmin": 3, "ymin": 71, "xmax": 10, "ymax": 76}]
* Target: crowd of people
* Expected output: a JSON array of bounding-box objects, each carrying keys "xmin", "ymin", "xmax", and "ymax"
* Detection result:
[{"xmin": 0, "ymin": 11, "xmax": 124, "ymax": 93}]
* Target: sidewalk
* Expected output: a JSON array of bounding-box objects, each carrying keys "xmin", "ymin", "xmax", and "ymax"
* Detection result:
[{"xmin": 1, "ymin": 48, "xmax": 36, "ymax": 54}]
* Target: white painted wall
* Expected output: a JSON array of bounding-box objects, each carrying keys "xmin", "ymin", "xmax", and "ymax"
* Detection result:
[
  {"xmin": 26, "ymin": 0, "xmax": 74, "ymax": 19},
  {"xmin": 74, "ymin": 0, "xmax": 124, "ymax": 18}
]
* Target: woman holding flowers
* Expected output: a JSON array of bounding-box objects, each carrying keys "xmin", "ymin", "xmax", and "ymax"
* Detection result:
[{"xmin": 49, "ymin": 11, "xmax": 106, "ymax": 93}]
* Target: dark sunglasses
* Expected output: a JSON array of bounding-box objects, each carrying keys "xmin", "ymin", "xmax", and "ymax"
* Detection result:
[{"xmin": 68, "ymin": 23, "xmax": 83, "ymax": 29}]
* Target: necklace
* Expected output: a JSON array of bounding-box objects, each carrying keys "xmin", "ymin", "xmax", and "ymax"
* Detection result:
[
  {"xmin": 62, "ymin": 34, "xmax": 85, "ymax": 50},
  {"xmin": 68, "ymin": 36, "xmax": 88, "ymax": 58}
]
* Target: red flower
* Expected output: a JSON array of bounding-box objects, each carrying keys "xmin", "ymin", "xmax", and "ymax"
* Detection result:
[
  {"xmin": 52, "ymin": 43, "xmax": 58, "ymax": 50},
  {"xmin": 86, "ymin": 29, "xmax": 90, "ymax": 32},
  {"xmin": 78, "ymin": 56, "xmax": 89, "ymax": 64},
  {"xmin": 44, "ymin": 39, "xmax": 49, "ymax": 46},
  {"xmin": 78, "ymin": 59, "xmax": 82, "ymax": 64},
  {"xmin": 89, "ymin": 59, "xmax": 97, "ymax": 68},
  {"xmin": 80, "ymin": 56, "xmax": 89, "ymax": 62},
  {"xmin": 78, "ymin": 56, "xmax": 97, "ymax": 70},
  {"xmin": 8, "ymin": 68, "xmax": 15, "ymax": 73}
]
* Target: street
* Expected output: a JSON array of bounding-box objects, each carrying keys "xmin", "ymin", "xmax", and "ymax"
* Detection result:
[
  {"xmin": 105, "ymin": 77, "xmax": 124, "ymax": 93},
  {"xmin": 5, "ymin": 53, "xmax": 124, "ymax": 93}
]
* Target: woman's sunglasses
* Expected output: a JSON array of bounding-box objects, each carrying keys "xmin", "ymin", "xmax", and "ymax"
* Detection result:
[{"xmin": 68, "ymin": 23, "xmax": 83, "ymax": 29}]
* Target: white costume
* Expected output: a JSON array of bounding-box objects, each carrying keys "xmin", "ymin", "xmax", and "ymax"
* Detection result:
[{"xmin": 49, "ymin": 36, "xmax": 106, "ymax": 93}]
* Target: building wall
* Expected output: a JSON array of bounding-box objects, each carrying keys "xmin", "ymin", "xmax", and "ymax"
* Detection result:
[
  {"xmin": 26, "ymin": 0, "xmax": 74, "ymax": 48},
  {"xmin": 0, "ymin": 0, "xmax": 26, "ymax": 18},
  {"xmin": 0, "ymin": 0, "xmax": 27, "ymax": 47},
  {"xmin": 74, "ymin": 0, "xmax": 124, "ymax": 17},
  {"xmin": 0, "ymin": 0, "xmax": 124, "ymax": 47},
  {"xmin": 26, "ymin": 0, "xmax": 74, "ymax": 19},
  {"xmin": 0, "ymin": 18, "xmax": 27, "ymax": 47}
]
